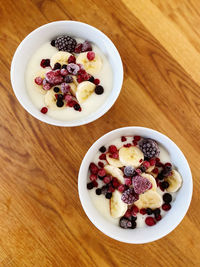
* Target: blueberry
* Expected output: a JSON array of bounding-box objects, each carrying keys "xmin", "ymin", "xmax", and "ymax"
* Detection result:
[
  {"xmin": 99, "ymin": 146, "xmax": 106, "ymax": 153},
  {"xmin": 140, "ymin": 166, "xmax": 146, "ymax": 173},
  {"xmin": 53, "ymin": 62, "xmax": 61, "ymax": 70},
  {"xmin": 89, "ymin": 76, "xmax": 94, "ymax": 83},
  {"xmin": 51, "ymin": 40, "xmax": 55, "ymax": 47},
  {"xmin": 64, "ymin": 75, "xmax": 73, "ymax": 83},
  {"xmin": 160, "ymin": 181, "xmax": 169, "ymax": 189},
  {"xmin": 74, "ymin": 103, "xmax": 81, "ymax": 111},
  {"xmin": 157, "ymin": 173, "xmax": 164, "ymax": 180},
  {"xmin": 57, "ymin": 94, "xmax": 64, "ymax": 100},
  {"xmin": 146, "ymin": 208, "xmax": 153, "ymax": 215},
  {"xmin": 101, "ymin": 185, "xmax": 108, "ymax": 194},
  {"xmin": 105, "ymin": 192, "xmax": 112, "ymax": 199},
  {"xmin": 53, "ymin": 87, "xmax": 59, "ymax": 93},
  {"xmin": 95, "ymin": 85, "xmax": 104, "ymax": 95},
  {"xmin": 56, "ymin": 100, "xmax": 64, "ymax": 107},
  {"xmin": 87, "ymin": 182, "xmax": 93, "ymax": 190},
  {"xmin": 62, "ymin": 64, "xmax": 67, "ymax": 69},
  {"xmin": 153, "ymin": 208, "xmax": 161, "ymax": 216},
  {"xmin": 163, "ymin": 193, "xmax": 172, "ymax": 203},
  {"xmin": 124, "ymin": 166, "xmax": 135, "ymax": 177},
  {"xmin": 95, "ymin": 188, "xmax": 102, "ymax": 195}
]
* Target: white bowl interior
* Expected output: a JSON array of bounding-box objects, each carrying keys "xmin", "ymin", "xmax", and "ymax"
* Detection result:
[
  {"xmin": 10, "ymin": 21, "xmax": 123, "ymax": 126},
  {"xmin": 78, "ymin": 127, "xmax": 193, "ymax": 243}
]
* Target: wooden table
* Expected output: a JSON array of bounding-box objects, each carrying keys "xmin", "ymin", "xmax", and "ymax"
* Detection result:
[{"xmin": 0, "ymin": 0, "xmax": 199, "ymax": 266}]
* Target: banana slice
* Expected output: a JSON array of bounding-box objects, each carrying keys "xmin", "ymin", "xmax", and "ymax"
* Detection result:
[
  {"xmin": 119, "ymin": 146, "xmax": 144, "ymax": 168},
  {"xmin": 76, "ymin": 52, "xmax": 102, "ymax": 75},
  {"xmin": 110, "ymin": 190, "xmax": 127, "ymax": 218},
  {"xmin": 104, "ymin": 165, "xmax": 124, "ymax": 184},
  {"xmin": 106, "ymin": 153, "xmax": 123, "ymax": 168},
  {"xmin": 134, "ymin": 190, "xmax": 162, "ymax": 209},
  {"xmin": 165, "ymin": 170, "xmax": 183, "ymax": 193},
  {"xmin": 44, "ymin": 89, "xmax": 65, "ymax": 110},
  {"xmin": 50, "ymin": 51, "xmax": 72, "ymax": 68},
  {"xmin": 76, "ymin": 81, "xmax": 95, "ymax": 103},
  {"xmin": 141, "ymin": 173, "xmax": 157, "ymax": 191}
]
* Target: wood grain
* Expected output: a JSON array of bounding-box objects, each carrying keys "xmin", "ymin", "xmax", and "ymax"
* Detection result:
[{"xmin": 0, "ymin": 0, "xmax": 200, "ymax": 266}]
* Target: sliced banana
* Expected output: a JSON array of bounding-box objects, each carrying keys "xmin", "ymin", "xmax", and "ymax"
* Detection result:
[
  {"xmin": 76, "ymin": 52, "xmax": 102, "ymax": 75},
  {"xmin": 44, "ymin": 89, "xmax": 65, "ymax": 110},
  {"xmin": 76, "ymin": 81, "xmax": 95, "ymax": 103},
  {"xmin": 134, "ymin": 190, "xmax": 163, "ymax": 209},
  {"xmin": 165, "ymin": 170, "xmax": 183, "ymax": 193},
  {"xmin": 110, "ymin": 190, "xmax": 127, "ymax": 218},
  {"xmin": 141, "ymin": 173, "xmax": 157, "ymax": 191},
  {"xmin": 106, "ymin": 153, "xmax": 123, "ymax": 168},
  {"xmin": 119, "ymin": 146, "xmax": 144, "ymax": 168},
  {"xmin": 50, "ymin": 51, "xmax": 72, "ymax": 68},
  {"xmin": 104, "ymin": 165, "xmax": 124, "ymax": 184}
]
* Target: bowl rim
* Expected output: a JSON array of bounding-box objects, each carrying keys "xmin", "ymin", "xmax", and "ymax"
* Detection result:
[
  {"xmin": 10, "ymin": 20, "xmax": 123, "ymax": 127},
  {"xmin": 78, "ymin": 126, "xmax": 193, "ymax": 244}
]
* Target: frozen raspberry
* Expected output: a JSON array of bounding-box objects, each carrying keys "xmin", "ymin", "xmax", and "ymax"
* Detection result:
[
  {"xmin": 139, "ymin": 138, "xmax": 160, "ymax": 159},
  {"xmin": 132, "ymin": 175, "xmax": 152, "ymax": 194},
  {"xmin": 124, "ymin": 209, "xmax": 132, "ymax": 218},
  {"xmin": 124, "ymin": 177, "xmax": 132, "ymax": 186},
  {"xmin": 68, "ymin": 55, "xmax": 76, "ymax": 64},
  {"xmin": 112, "ymin": 178, "xmax": 120, "ymax": 188},
  {"xmin": 99, "ymin": 153, "xmax": 106, "ymax": 160},
  {"xmin": 94, "ymin": 78, "xmax": 100, "ymax": 85},
  {"xmin": 140, "ymin": 208, "xmax": 146, "ymax": 215},
  {"xmin": 119, "ymin": 217, "xmax": 132, "ymax": 229},
  {"xmin": 163, "ymin": 193, "xmax": 172, "ymax": 203},
  {"xmin": 64, "ymin": 75, "xmax": 73, "ymax": 83},
  {"xmin": 143, "ymin": 161, "xmax": 150, "ymax": 169},
  {"xmin": 55, "ymin": 36, "xmax": 77, "ymax": 52},
  {"xmin": 103, "ymin": 176, "xmax": 111, "ymax": 184},
  {"xmin": 89, "ymin": 174, "xmax": 97, "ymax": 181},
  {"xmin": 60, "ymin": 68, "xmax": 68, "ymax": 76},
  {"xmin": 124, "ymin": 166, "xmax": 135, "ymax": 177},
  {"xmin": 45, "ymin": 70, "xmax": 63, "ymax": 85},
  {"xmin": 35, "ymin": 77, "xmax": 43, "ymax": 85},
  {"xmin": 89, "ymin": 163, "xmax": 99, "ymax": 174},
  {"xmin": 42, "ymin": 79, "xmax": 52, "ymax": 90},
  {"xmin": 87, "ymin": 51, "xmax": 95, "ymax": 61},
  {"xmin": 121, "ymin": 136, "xmax": 127, "ymax": 142},
  {"xmin": 133, "ymin": 141, "xmax": 138, "ymax": 146},
  {"xmin": 121, "ymin": 188, "xmax": 139, "ymax": 204},
  {"xmin": 98, "ymin": 162, "xmax": 104, "ymax": 168},
  {"xmin": 135, "ymin": 169, "xmax": 142, "ymax": 175},
  {"xmin": 60, "ymin": 83, "xmax": 70, "ymax": 94},
  {"xmin": 108, "ymin": 145, "xmax": 117, "ymax": 154},
  {"xmin": 132, "ymin": 205, "xmax": 139, "ymax": 214},
  {"xmin": 75, "ymin": 43, "xmax": 83, "ymax": 53},
  {"xmin": 67, "ymin": 63, "xmax": 80, "ymax": 75},
  {"xmin": 92, "ymin": 180, "xmax": 98, "ymax": 187},
  {"xmin": 40, "ymin": 107, "xmax": 48, "ymax": 114},
  {"xmin": 149, "ymin": 158, "xmax": 156, "ymax": 166},
  {"xmin": 77, "ymin": 75, "xmax": 84, "ymax": 83},
  {"xmin": 40, "ymin": 58, "xmax": 50, "ymax": 68},
  {"xmin": 78, "ymin": 69, "xmax": 87, "ymax": 75},
  {"xmin": 98, "ymin": 168, "xmax": 106, "ymax": 178},
  {"xmin": 134, "ymin": 136, "xmax": 141, "ymax": 141},
  {"xmin": 124, "ymin": 143, "xmax": 132, "ymax": 148},
  {"xmin": 82, "ymin": 41, "xmax": 92, "ymax": 52},
  {"xmin": 145, "ymin": 217, "xmax": 156, "ymax": 226},
  {"xmin": 67, "ymin": 100, "xmax": 77, "ymax": 107},
  {"xmin": 64, "ymin": 94, "xmax": 72, "ymax": 102},
  {"xmin": 110, "ymin": 152, "xmax": 119, "ymax": 159},
  {"xmin": 108, "ymin": 185, "xmax": 115, "ymax": 193},
  {"xmin": 118, "ymin": 184, "xmax": 125, "ymax": 193},
  {"xmin": 81, "ymin": 72, "xmax": 90, "ymax": 81},
  {"xmin": 162, "ymin": 203, "xmax": 171, "ymax": 211}
]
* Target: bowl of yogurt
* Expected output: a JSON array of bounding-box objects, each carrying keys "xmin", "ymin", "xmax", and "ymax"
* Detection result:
[
  {"xmin": 78, "ymin": 127, "xmax": 193, "ymax": 243},
  {"xmin": 10, "ymin": 21, "xmax": 123, "ymax": 126}
]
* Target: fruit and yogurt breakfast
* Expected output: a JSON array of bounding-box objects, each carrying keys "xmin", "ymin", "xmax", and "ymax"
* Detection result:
[
  {"xmin": 87, "ymin": 135, "xmax": 183, "ymax": 229},
  {"xmin": 25, "ymin": 35, "xmax": 113, "ymax": 120}
]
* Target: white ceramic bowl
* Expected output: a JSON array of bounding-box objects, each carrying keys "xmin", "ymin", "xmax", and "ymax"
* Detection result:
[
  {"xmin": 78, "ymin": 127, "xmax": 193, "ymax": 243},
  {"xmin": 10, "ymin": 21, "xmax": 123, "ymax": 126}
]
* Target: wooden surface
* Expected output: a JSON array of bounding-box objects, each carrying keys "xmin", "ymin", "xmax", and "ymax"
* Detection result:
[{"xmin": 0, "ymin": 0, "xmax": 200, "ymax": 266}]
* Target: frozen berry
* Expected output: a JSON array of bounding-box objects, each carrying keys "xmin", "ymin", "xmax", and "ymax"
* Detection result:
[
  {"xmin": 64, "ymin": 94, "xmax": 72, "ymax": 102},
  {"xmin": 162, "ymin": 203, "xmax": 171, "ymax": 211},
  {"xmin": 153, "ymin": 208, "xmax": 161, "ymax": 216},
  {"xmin": 55, "ymin": 36, "xmax": 77, "ymax": 52},
  {"xmin": 163, "ymin": 193, "xmax": 172, "ymax": 203},
  {"xmin": 157, "ymin": 173, "xmax": 164, "ymax": 180},
  {"xmin": 88, "ymin": 76, "xmax": 94, "ymax": 83},
  {"xmin": 98, "ymin": 168, "xmax": 106, "ymax": 178},
  {"xmin": 124, "ymin": 209, "xmax": 132, "ymax": 218},
  {"xmin": 139, "ymin": 138, "xmax": 160, "ymax": 159},
  {"xmin": 87, "ymin": 51, "xmax": 95, "ymax": 61},
  {"xmin": 135, "ymin": 169, "xmax": 142, "ymax": 175},
  {"xmin": 60, "ymin": 83, "xmax": 70, "ymax": 94},
  {"xmin": 121, "ymin": 188, "xmax": 139, "ymax": 204},
  {"xmin": 134, "ymin": 136, "xmax": 141, "ymax": 141},
  {"xmin": 53, "ymin": 87, "xmax": 60, "ymax": 93},
  {"xmin": 42, "ymin": 79, "xmax": 52, "ymax": 90},
  {"xmin": 110, "ymin": 152, "xmax": 119, "ymax": 159},
  {"xmin": 51, "ymin": 40, "xmax": 55, "ymax": 47},
  {"xmin": 56, "ymin": 100, "xmax": 64, "ymax": 107},
  {"xmin": 82, "ymin": 41, "xmax": 92, "ymax": 52},
  {"xmin": 152, "ymin": 168, "xmax": 159, "ymax": 174},
  {"xmin": 74, "ymin": 103, "xmax": 81, "ymax": 111},
  {"xmin": 68, "ymin": 55, "xmax": 76, "ymax": 64},
  {"xmin": 87, "ymin": 182, "xmax": 94, "ymax": 190},
  {"xmin": 112, "ymin": 178, "xmax": 120, "ymax": 188},
  {"xmin": 45, "ymin": 70, "xmax": 63, "ymax": 85},
  {"xmin": 149, "ymin": 158, "xmax": 156, "ymax": 166},
  {"xmin": 121, "ymin": 136, "xmax": 127, "ymax": 142},
  {"xmin": 67, "ymin": 63, "xmax": 80, "ymax": 75},
  {"xmin": 35, "ymin": 77, "xmax": 43, "ymax": 85},
  {"xmin": 75, "ymin": 43, "xmax": 83, "ymax": 53},
  {"xmin": 145, "ymin": 217, "xmax": 156, "ymax": 226},
  {"xmin": 140, "ymin": 166, "xmax": 146, "ymax": 173},
  {"xmin": 133, "ymin": 141, "xmax": 137, "ymax": 146},
  {"xmin": 96, "ymin": 188, "xmax": 102, "ymax": 195},
  {"xmin": 132, "ymin": 205, "xmax": 139, "ymax": 214},
  {"xmin": 60, "ymin": 68, "xmax": 68, "ymax": 76},
  {"xmin": 40, "ymin": 58, "xmax": 50, "ymax": 68},
  {"xmin": 99, "ymin": 153, "xmax": 106, "ymax": 160},
  {"xmin": 64, "ymin": 75, "xmax": 73, "ymax": 83},
  {"xmin": 132, "ymin": 175, "xmax": 152, "ymax": 194},
  {"xmin": 89, "ymin": 163, "xmax": 99, "ymax": 174},
  {"xmin": 92, "ymin": 180, "xmax": 98, "ymax": 187},
  {"xmin": 101, "ymin": 185, "xmax": 109, "ymax": 195},
  {"xmin": 108, "ymin": 145, "xmax": 117, "ymax": 154},
  {"xmin": 143, "ymin": 161, "xmax": 150, "ymax": 169},
  {"xmin": 146, "ymin": 208, "xmax": 153, "ymax": 215},
  {"xmin": 124, "ymin": 177, "xmax": 132, "ymax": 186},
  {"xmin": 40, "ymin": 107, "xmax": 48, "ymax": 114},
  {"xmin": 94, "ymin": 78, "xmax": 100, "ymax": 85},
  {"xmin": 140, "ymin": 208, "xmax": 146, "ymax": 215},
  {"xmin": 105, "ymin": 192, "xmax": 112, "ymax": 199},
  {"xmin": 62, "ymin": 64, "xmax": 67, "ymax": 69},
  {"xmin": 53, "ymin": 62, "xmax": 61, "ymax": 70},
  {"xmin": 99, "ymin": 146, "xmax": 106, "ymax": 153},
  {"xmin": 103, "ymin": 176, "xmax": 111, "ymax": 184},
  {"xmin": 124, "ymin": 143, "xmax": 132, "ymax": 147},
  {"xmin": 118, "ymin": 184, "xmax": 125, "ymax": 193},
  {"xmin": 160, "ymin": 181, "xmax": 169, "ymax": 189},
  {"xmin": 95, "ymin": 85, "xmax": 104, "ymax": 95},
  {"xmin": 162, "ymin": 164, "xmax": 173, "ymax": 177},
  {"xmin": 124, "ymin": 166, "xmax": 135, "ymax": 177},
  {"xmin": 119, "ymin": 217, "xmax": 129, "ymax": 229},
  {"xmin": 89, "ymin": 174, "xmax": 97, "ymax": 182},
  {"xmin": 155, "ymin": 214, "xmax": 162, "ymax": 221}
]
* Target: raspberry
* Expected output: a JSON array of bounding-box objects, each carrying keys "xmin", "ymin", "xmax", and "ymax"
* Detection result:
[
  {"xmin": 99, "ymin": 153, "xmax": 106, "ymax": 160},
  {"xmin": 82, "ymin": 41, "xmax": 92, "ymax": 52},
  {"xmin": 121, "ymin": 188, "xmax": 139, "ymax": 204},
  {"xmin": 108, "ymin": 185, "xmax": 115, "ymax": 193},
  {"xmin": 143, "ymin": 161, "xmax": 150, "ymax": 169},
  {"xmin": 89, "ymin": 174, "xmax": 97, "ymax": 181},
  {"xmin": 98, "ymin": 162, "xmax": 104, "ymax": 168},
  {"xmin": 68, "ymin": 55, "xmax": 76, "ymax": 64},
  {"xmin": 60, "ymin": 68, "xmax": 68, "ymax": 76},
  {"xmin": 110, "ymin": 152, "xmax": 119, "ymax": 159},
  {"xmin": 103, "ymin": 176, "xmax": 111, "ymax": 184},
  {"xmin": 67, "ymin": 100, "xmax": 77, "ymax": 107},
  {"xmin": 140, "ymin": 208, "xmax": 146, "ymax": 215},
  {"xmin": 118, "ymin": 184, "xmax": 125, "ymax": 193},
  {"xmin": 40, "ymin": 107, "xmax": 48, "ymax": 114},
  {"xmin": 124, "ymin": 143, "xmax": 132, "ymax": 147},
  {"xmin": 35, "ymin": 77, "xmax": 43, "ymax": 85},
  {"xmin": 162, "ymin": 203, "xmax": 171, "ymax": 211},
  {"xmin": 42, "ymin": 79, "xmax": 52, "ymax": 90},
  {"xmin": 75, "ymin": 43, "xmax": 83, "ymax": 53},
  {"xmin": 64, "ymin": 94, "xmax": 72, "ymax": 102},
  {"xmin": 92, "ymin": 180, "xmax": 98, "ymax": 187},
  {"xmin": 134, "ymin": 136, "xmax": 141, "ymax": 141},
  {"xmin": 45, "ymin": 70, "xmax": 63, "ymax": 85},
  {"xmin": 60, "ymin": 83, "xmax": 70, "ymax": 94},
  {"xmin": 145, "ymin": 217, "xmax": 156, "ymax": 226},
  {"xmin": 135, "ymin": 169, "xmax": 142, "ymax": 175},
  {"xmin": 133, "ymin": 141, "xmax": 138, "ymax": 146},
  {"xmin": 98, "ymin": 168, "xmax": 106, "ymax": 178},
  {"xmin": 132, "ymin": 205, "xmax": 139, "ymax": 214},
  {"xmin": 94, "ymin": 78, "xmax": 100, "ymax": 85},
  {"xmin": 149, "ymin": 158, "xmax": 156, "ymax": 166},
  {"xmin": 124, "ymin": 166, "xmax": 135, "ymax": 177},
  {"xmin": 112, "ymin": 178, "xmax": 120, "ymax": 188},
  {"xmin": 121, "ymin": 136, "xmax": 127, "ymax": 142},
  {"xmin": 87, "ymin": 51, "xmax": 95, "ymax": 61},
  {"xmin": 67, "ymin": 63, "xmax": 80, "ymax": 75},
  {"xmin": 95, "ymin": 85, "xmax": 104, "ymax": 95},
  {"xmin": 89, "ymin": 163, "xmax": 99, "ymax": 175},
  {"xmin": 139, "ymin": 138, "xmax": 160, "ymax": 159},
  {"xmin": 124, "ymin": 209, "xmax": 132, "ymax": 218},
  {"xmin": 40, "ymin": 59, "xmax": 50, "ymax": 68},
  {"xmin": 108, "ymin": 145, "xmax": 118, "ymax": 154},
  {"xmin": 155, "ymin": 215, "xmax": 162, "ymax": 221},
  {"xmin": 77, "ymin": 75, "xmax": 84, "ymax": 83},
  {"xmin": 124, "ymin": 177, "xmax": 132, "ymax": 186},
  {"xmin": 78, "ymin": 69, "xmax": 86, "ymax": 75},
  {"xmin": 55, "ymin": 36, "xmax": 77, "ymax": 52},
  {"xmin": 152, "ymin": 168, "xmax": 159, "ymax": 174},
  {"xmin": 132, "ymin": 175, "xmax": 152, "ymax": 194}
]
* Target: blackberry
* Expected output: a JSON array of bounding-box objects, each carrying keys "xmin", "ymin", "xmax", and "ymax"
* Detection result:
[
  {"xmin": 163, "ymin": 193, "xmax": 172, "ymax": 203},
  {"xmin": 55, "ymin": 36, "xmax": 77, "ymax": 52},
  {"xmin": 121, "ymin": 188, "xmax": 139, "ymax": 204},
  {"xmin": 119, "ymin": 217, "xmax": 132, "ymax": 229},
  {"xmin": 99, "ymin": 146, "xmax": 106, "ymax": 153},
  {"xmin": 124, "ymin": 166, "xmax": 135, "ymax": 177},
  {"xmin": 162, "ymin": 164, "xmax": 172, "ymax": 177},
  {"xmin": 139, "ymin": 138, "xmax": 160, "ymax": 159}
]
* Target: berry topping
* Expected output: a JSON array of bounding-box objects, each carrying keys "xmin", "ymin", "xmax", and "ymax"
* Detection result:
[
  {"xmin": 98, "ymin": 168, "xmax": 106, "ymax": 178},
  {"xmin": 162, "ymin": 203, "xmax": 171, "ymax": 211},
  {"xmin": 82, "ymin": 41, "xmax": 92, "ymax": 52},
  {"xmin": 53, "ymin": 62, "xmax": 61, "ymax": 70},
  {"xmin": 135, "ymin": 169, "xmax": 142, "ymax": 175},
  {"xmin": 60, "ymin": 83, "xmax": 70, "ymax": 94},
  {"xmin": 163, "ymin": 193, "xmax": 172, "ymax": 203},
  {"xmin": 96, "ymin": 188, "xmax": 102, "ymax": 195},
  {"xmin": 112, "ymin": 178, "xmax": 120, "ymax": 188},
  {"xmin": 51, "ymin": 40, "xmax": 55, "ymax": 47},
  {"xmin": 160, "ymin": 181, "xmax": 169, "ymax": 189},
  {"xmin": 132, "ymin": 205, "xmax": 139, "ymax": 214},
  {"xmin": 108, "ymin": 145, "xmax": 118, "ymax": 154},
  {"xmin": 92, "ymin": 180, "xmax": 98, "ymax": 187},
  {"xmin": 67, "ymin": 63, "xmax": 80, "ymax": 75},
  {"xmin": 42, "ymin": 79, "xmax": 52, "ymax": 90},
  {"xmin": 124, "ymin": 166, "xmax": 135, "ymax": 177},
  {"xmin": 110, "ymin": 152, "xmax": 119, "ymax": 159},
  {"xmin": 45, "ymin": 70, "xmax": 63, "ymax": 85},
  {"xmin": 60, "ymin": 68, "xmax": 68, "ymax": 76},
  {"xmin": 124, "ymin": 209, "xmax": 132, "ymax": 218},
  {"xmin": 40, "ymin": 107, "xmax": 48, "ymax": 114},
  {"xmin": 89, "ymin": 174, "xmax": 97, "ymax": 181},
  {"xmin": 56, "ymin": 100, "xmax": 64, "ymax": 107},
  {"xmin": 162, "ymin": 163, "xmax": 173, "ymax": 177},
  {"xmin": 118, "ymin": 184, "xmax": 125, "ymax": 193},
  {"xmin": 124, "ymin": 177, "xmax": 132, "ymax": 186},
  {"xmin": 119, "ymin": 217, "xmax": 132, "ymax": 229},
  {"xmin": 35, "ymin": 77, "xmax": 43, "ymax": 85},
  {"xmin": 73, "ymin": 103, "xmax": 81, "ymax": 111},
  {"xmin": 68, "ymin": 55, "xmax": 76, "ymax": 64},
  {"xmin": 103, "ymin": 176, "xmax": 111, "ymax": 184},
  {"xmin": 87, "ymin": 51, "xmax": 95, "ymax": 61},
  {"xmin": 101, "ymin": 185, "xmax": 109, "ymax": 195},
  {"xmin": 155, "ymin": 214, "xmax": 162, "ymax": 221},
  {"xmin": 94, "ymin": 79, "xmax": 100, "ymax": 85},
  {"xmin": 99, "ymin": 153, "xmax": 106, "ymax": 160},
  {"xmin": 64, "ymin": 75, "xmax": 73, "ymax": 83},
  {"xmin": 134, "ymin": 136, "xmax": 141, "ymax": 141},
  {"xmin": 105, "ymin": 192, "xmax": 112, "ymax": 199},
  {"xmin": 132, "ymin": 175, "xmax": 152, "ymax": 194},
  {"xmin": 75, "ymin": 43, "xmax": 83, "ymax": 53},
  {"xmin": 143, "ymin": 161, "xmax": 150, "ymax": 169},
  {"xmin": 146, "ymin": 208, "xmax": 153, "ymax": 215},
  {"xmin": 153, "ymin": 208, "xmax": 161, "ymax": 216},
  {"xmin": 152, "ymin": 168, "xmax": 159, "ymax": 174},
  {"xmin": 145, "ymin": 217, "xmax": 156, "ymax": 226},
  {"xmin": 139, "ymin": 138, "xmax": 160, "ymax": 159},
  {"xmin": 40, "ymin": 59, "xmax": 50, "ymax": 68},
  {"xmin": 55, "ymin": 36, "xmax": 77, "ymax": 52},
  {"xmin": 133, "ymin": 141, "xmax": 138, "ymax": 146},
  {"xmin": 124, "ymin": 143, "xmax": 132, "ymax": 147},
  {"xmin": 62, "ymin": 64, "xmax": 67, "ymax": 69},
  {"xmin": 87, "ymin": 182, "xmax": 94, "ymax": 190},
  {"xmin": 95, "ymin": 85, "xmax": 104, "ymax": 95},
  {"xmin": 99, "ymin": 146, "xmax": 106, "ymax": 153},
  {"xmin": 53, "ymin": 87, "xmax": 60, "ymax": 93},
  {"xmin": 140, "ymin": 208, "xmax": 146, "ymax": 215},
  {"xmin": 121, "ymin": 136, "xmax": 127, "ymax": 142},
  {"xmin": 121, "ymin": 188, "xmax": 139, "ymax": 204},
  {"xmin": 89, "ymin": 163, "xmax": 99, "ymax": 174},
  {"xmin": 149, "ymin": 158, "xmax": 156, "ymax": 166},
  {"xmin": 88, "ymin": 76, "xmax": 95, "ymax": 83}
]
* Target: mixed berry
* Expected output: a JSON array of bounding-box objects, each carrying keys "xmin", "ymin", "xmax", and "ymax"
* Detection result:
[{"xmin": 87, "ymin": 135, "xmax": 183, "ymax": 229}]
